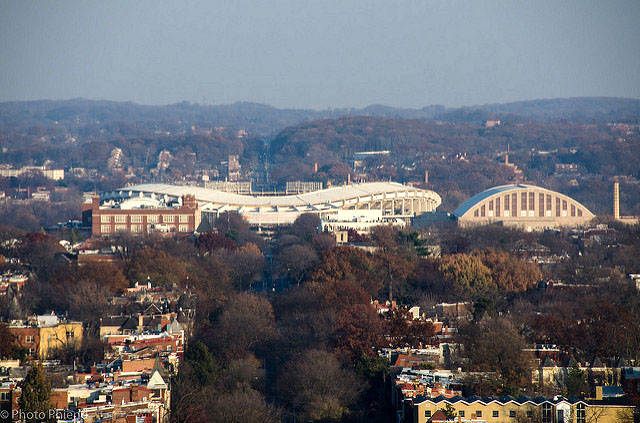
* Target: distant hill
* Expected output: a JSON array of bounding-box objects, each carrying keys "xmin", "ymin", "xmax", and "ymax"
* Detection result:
[
  {"xmin": 455, "ymin": 97, "xmax": 640, "ymax": 122},
  {"xmin": 1, "ymin": 97, "xmax": 638, "ymax": 135}
]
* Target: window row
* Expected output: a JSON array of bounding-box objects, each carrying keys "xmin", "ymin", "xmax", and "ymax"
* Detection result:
[
  {"xmin": 472, "ymin": 193, "xmax": 583, "ymax": 218},
  {"xmin": 100, "ymin": 214, "xmax": 190, "ymax": 223}
]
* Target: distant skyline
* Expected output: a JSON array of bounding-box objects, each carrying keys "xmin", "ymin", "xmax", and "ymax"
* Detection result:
[{"xmin": 1, "ymin": 0, "xmax": 639, "ymax": 110}]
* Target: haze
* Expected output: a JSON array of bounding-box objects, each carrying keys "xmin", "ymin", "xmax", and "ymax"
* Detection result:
[{"xmin": 1, "ymin": 0, "xmax": 639, "ymax": 109}]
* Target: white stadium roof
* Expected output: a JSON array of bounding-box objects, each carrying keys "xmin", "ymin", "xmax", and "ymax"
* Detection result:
[{"xmin": 109, "ymin": 182, "xmax": 441, "ymax": 211}]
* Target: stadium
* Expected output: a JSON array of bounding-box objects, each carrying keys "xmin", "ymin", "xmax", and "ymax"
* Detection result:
[{"xmin": 102, "ymin": 182, "xmax": 442, "ymax": 227}]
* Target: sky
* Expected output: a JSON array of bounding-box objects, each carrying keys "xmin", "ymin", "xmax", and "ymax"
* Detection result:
[{"xmin": 1, "ymin": 0, "xmax": 639, "ymax": 109}]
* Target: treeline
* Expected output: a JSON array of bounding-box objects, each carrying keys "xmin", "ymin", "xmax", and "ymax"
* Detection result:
[{"xmin": 2, "ymin": 214, "xmax": 640, "ymax": 420}]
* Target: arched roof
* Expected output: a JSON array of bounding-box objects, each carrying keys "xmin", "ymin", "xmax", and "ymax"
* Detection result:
[
  {"xmin": 453, "ymin": 184, "xmax": 594, "ymax": 219},
  {"xmin": 109, "ymin": 182, "xmax": 441, "ymax": 211}
]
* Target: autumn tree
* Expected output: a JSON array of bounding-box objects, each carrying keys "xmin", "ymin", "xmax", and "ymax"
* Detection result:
[
  {"xmin": 334, "ymin": 304, "xmax": 385, "ymax": 361},
  {"xmin": 0, "ymin": 322, "xmax": 19, "ymax": 359},
  {"xmin": 473, "ymin": 248, "xmax": 542, "ymax": 292},
  {"xmin": 126, "ymin": 247, "xmax": 187, "ymax": 286},
  {"xmin": 438, "ymin": 253, "xmax": 495, "ymax": 299}
]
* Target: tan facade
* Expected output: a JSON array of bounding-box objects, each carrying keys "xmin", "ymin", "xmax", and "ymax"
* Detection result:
[
  {"xmin": 454, "ymin": 185, "xmax": 594, "ymax": 230},
  {"xmin": 9, "ymin": 322, "xmax": 82, "ymax": 359},
  {"xmin": 38, "ymin": 322, "xmax": 83, "ymax": 358},
  {"xmin": 412, "ymin": 397, "xmax": 633, "ymax": 423}
]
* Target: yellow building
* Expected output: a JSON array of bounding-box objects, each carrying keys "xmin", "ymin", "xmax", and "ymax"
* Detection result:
[
  {"xmin": 409, "ymin": 395, "xmax": 634, "ymax": 423},
  {"xmin": 38, "ymin": 322, "xmax": 83, "ymax": 358}
]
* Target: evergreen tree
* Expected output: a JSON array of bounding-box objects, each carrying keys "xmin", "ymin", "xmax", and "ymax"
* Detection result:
[{"xmin": 19, "ymin": 362, "xmax": 54, "ymax": 423}]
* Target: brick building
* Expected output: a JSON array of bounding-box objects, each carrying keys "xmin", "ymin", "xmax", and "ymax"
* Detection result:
[{"xmin": 83, "ymin": 194, "xmax": 200, "ymax": 237}]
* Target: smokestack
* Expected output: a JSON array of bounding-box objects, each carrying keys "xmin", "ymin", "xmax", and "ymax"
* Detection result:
[
  {"xmin": 505, "ymin": 144, "xmax": 510, "ymax": 165},
  {"xmin": 613, "ymin": 180, "xmax": 620, "ymax": 219},
  {"xmin": 314, "ymin": 162, "xmax": 318, "ymax": 173},
  {"xmin": 347, "ymin": 173, "xmax": 351, "ymax": 185},
  {"xmin": 424, "ymin": 170, "xmax": 429, "ymax": 184}
]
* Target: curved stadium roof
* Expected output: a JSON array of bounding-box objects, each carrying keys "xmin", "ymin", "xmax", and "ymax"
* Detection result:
[
  {"xmin": 108, "ymin": 182, "xmax": 442, "ymax": 212},
  {"xmin": 453, "ymin": 183, "xmax": 594, "ymax": 219}
]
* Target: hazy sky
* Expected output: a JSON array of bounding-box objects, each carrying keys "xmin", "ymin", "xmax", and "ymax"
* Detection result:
[{"xmin": 1, "ymin": 0, "xmax": 639, "ymax": 109}]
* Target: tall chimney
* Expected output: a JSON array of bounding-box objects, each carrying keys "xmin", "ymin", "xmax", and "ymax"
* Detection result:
[
  {"xmin": 314, "ymin": 162, "xmax": 318, "ymax": 173},
  {"xmin": 613, "ymin": 180, "xmax": 620, "ymax": 219},
  {"xmin": 505, "ymin": 144, "xmax": 510, "ymax": 165},
  {"xmin": 424, "ymin": 170, "xmax": 429, "ymax": 184},
  {"xmin": 347, "ymin": 173, "xmax": 351, "ymax": 185}
]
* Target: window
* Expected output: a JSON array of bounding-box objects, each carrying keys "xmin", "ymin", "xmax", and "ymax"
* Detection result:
[
  {"xmin": 425, "ymin": 410, "xmax": 432, "ymax": 418},
  {"xmin": 0, "ymin": 392, "xmax": 9, "ymax": 401},
  {"xmin": 521, "ymin": 192, "xmax": 527, "ymax": 211},
  {"xmin": 115, "ymin": 224, "xmax": 127, "ymax": 231},
  {"xmin": 488, "ymin": 200, "xmax": 494, "ymax": 217},
  {"xmin": 539, "ymin": 193, "xmax": 545, "ymax": 217},
  {"xmin": 481, "ymin": 204, "xmax": 485, "ymax": 217},
  {"xmin": 66, "ymin": 330, "xmax": 75, "ymax": 341},
  {"xmin": 542, "ymin": 403, "xmax": 552, "ymax": 423},
  {"xmin": 578, "ymin": 208, "xmax": 582, "ymax": 217},
  {"xmin": 26, "ymin": 335, "xmax": 34, "ymax": 343},
  {"xmin": 101, "ymin": 225, "xmax": 111, "ymax": 234},
  {"xmin": 510, "ymin": 410, "xmax": 516, "ymax": 418},
  {"xmin": 130, "ymin": 215, "xmax": 143, "ymax": 223},
  {"xmin": 131, "ymin": 224, "xmax": 143, "ymax": 233},
  {"xmin": 476, "ymin": 411, "xmax": 482, "ymax": 418},
  {"xmin": 571, "ymin": 204, "xmax": 576, "ymax": 217},
  {"xmin": 179, "ymin": 215, "xmax": 189, "ymax": 223},
  {"xmin": 163, "ymin": 215, "xmax": 175, "ymax": 223},
  {"xmin": 28, "ymin": 348, "xmax": 34, "ymax": 356},
  {"xmin": 529, "ymin": 192, "xmax": 535, "ymax": 210},
  {"xmin": 493, "ymin": 411, "xmax": 499, "ymax": 418},
  {"xmin": 101, "ymin": 215, "xmax": 111, "ymax": 223},
  {"xmin": 556, "ymin": 197, "xmax": 561, "ymax": 217},
  {"xmin": 115, "ymin": 215, "xmax": 127, "ymax": 223},
  {"xmin": 459, "ymin": 411, "xmax": 465, "ymax": 417},
  {"xmin": 474, "ymin": 209, "xmax": 479, "ymax": 217},
  {"xmin": 147, "ymin": 215, "xmax": 159, "ymax": 223},
  {"xmin": 504, "ymin": 195, "xmax": 509, "ymax": 210},
  {"xmin": 495, "ymin": 197, "xmax": 500, "ymax": 217},
  {"xmin": 179, "ymin": 224, "xmax": 189, "ymax": 233},
  {"xmin": 512, "ymin": 194, "xmax": 517, "ymax": 215},
  {"xmin": 576, "ymin": 404, "xmax": 586, "ymax": 423}
]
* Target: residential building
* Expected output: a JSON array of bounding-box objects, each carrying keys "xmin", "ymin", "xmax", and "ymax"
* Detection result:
[
  {"xmin": 407, "ymin": 395, "xmax": 634, "ymax": 423},
  {"xmin": 8, "ymin": 315, "xmax": 82, "ymax": 359}
]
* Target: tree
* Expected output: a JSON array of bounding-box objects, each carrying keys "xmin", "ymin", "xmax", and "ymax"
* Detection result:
[
  {"xmin": 459, "ymin": 318, "xmax": 534, "ymax": 396},
  {"xmin": 19, "ymin": 362, "xmax": 54, "ymax": 423},
  {"xmin": 440, "ymin": 403, "xmax": 457, "ymax": 420},
  {"xmin": 334, "ymin": 304, "xmax": 385, "ymax": 361},
  {"xmin": 277, "ymin": 349, "xmax": 365, "ymax": 422},
  {"xmin": 438, "ymin": 253, "xmax": 495, "ymax": 299},
  {"xmin": 473, "ymin": 248, "xmax": 542, "ymax": 293},
  {"xmin": 201, "ymin": 388, "xmax": 280, "ymax": 423},
  {"xmin": 565, "ymin": 363, "xmax": 588, "ymax": 397},
  {"xmin": 211, "ymin": 293, "xmax": 279, "ymax": 359},
  {"xmin": 290, "ymin": 213, "xmax": 321, "ymax": 242},
  {"xmin": 0, "ymin": 322, "xmax": 19, "ymax": 359},
  {"xmin": 276, "ymin": 244, "xmax": 318, "ymax": 286},
  {"xmin": 126, "ymin": 247, "xmax": 187, "ymax": 286}
]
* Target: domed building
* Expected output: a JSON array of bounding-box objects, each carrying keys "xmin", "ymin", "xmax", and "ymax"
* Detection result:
[{"xmin": 453, "ymin": 184, "xmax": 594, "ymax": 230}]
